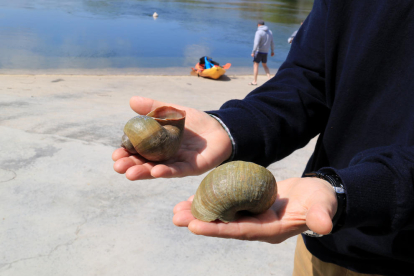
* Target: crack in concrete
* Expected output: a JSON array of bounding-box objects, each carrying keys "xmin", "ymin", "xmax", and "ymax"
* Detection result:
[
  {"xmin": 0, "ymin": 169, "xmax": 17, "ymax": 183},
  {"xmin": 0, "ymin": 218, "xmax": 87, "ymax": 272}
]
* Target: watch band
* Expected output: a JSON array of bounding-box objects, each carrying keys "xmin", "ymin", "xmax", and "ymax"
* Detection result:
[
  {"xmin": 302, "ymin": 229, "xmax": 324, "ymax": 238},
  {"xmin": 303, "ymin": 169, "xmax": 346, "ymax": 237}
]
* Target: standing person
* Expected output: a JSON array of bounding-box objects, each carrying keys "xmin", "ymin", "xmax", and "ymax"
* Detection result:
[
  {"xmin": 288, "ymin": 22, "xmax": 303, "ymax": 44},
  {"xmin": 113, "ymin": 0, "xmax": 414, "ymax": 275},
  {"xmin": 249, "ymin": 20, "xmax": 274, "ymax": 86}
]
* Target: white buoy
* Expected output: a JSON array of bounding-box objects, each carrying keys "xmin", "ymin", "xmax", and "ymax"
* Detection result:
[{"xmin": 153, "ymin": 12, "xmax": 158, "ymax": 18}]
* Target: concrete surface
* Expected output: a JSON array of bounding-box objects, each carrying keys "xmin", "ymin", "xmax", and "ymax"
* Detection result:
[{"xmin": 0, "ymin": 75, "xmax": 316, "ymax": 276}]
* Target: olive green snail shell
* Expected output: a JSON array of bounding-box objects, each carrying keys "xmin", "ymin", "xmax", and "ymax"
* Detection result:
[
  {"xmin": 191, "ymin": 161, "xmax": 277, "ymax": 223},
  {"xmin": 121, "ymin": 106, "xmax": 186, "ymax": 162}
]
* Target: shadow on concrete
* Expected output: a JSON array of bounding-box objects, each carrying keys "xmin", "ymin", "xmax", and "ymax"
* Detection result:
[{"xmin": 216, "ymin": 75, "xmax": 231, "ymax": 82}]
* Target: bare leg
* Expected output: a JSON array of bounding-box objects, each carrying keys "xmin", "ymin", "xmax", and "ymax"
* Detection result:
[
  {"xmin": 262, "ymin": 63, "xmax": 271, "ymax": 79},
  {"xmin": 252, "ymin": 62, "xmax": 259, "ymax": 84}
]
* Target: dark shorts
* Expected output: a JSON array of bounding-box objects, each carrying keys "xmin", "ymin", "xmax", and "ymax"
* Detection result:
[{"xmin": 253, "ymin": 52, "xmax": 268, "ymax": 63}]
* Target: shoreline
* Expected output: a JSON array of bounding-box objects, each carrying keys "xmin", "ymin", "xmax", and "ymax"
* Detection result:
[{"xmin": 0, "ymin": 66, "xmax": 278, "ymax": 76}]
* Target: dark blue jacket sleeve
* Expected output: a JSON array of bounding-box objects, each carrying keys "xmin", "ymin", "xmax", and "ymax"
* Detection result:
[
  {"xmin": 208, "ymin": 0, "xmax": 330, "ymax": 167},
  {"xmin": 208, "ymin": 0, "xmax": 414, "ymax": 235},
  {"xmin": 331, "ymin": 145, "xmax": 414, "ymax": 233}
]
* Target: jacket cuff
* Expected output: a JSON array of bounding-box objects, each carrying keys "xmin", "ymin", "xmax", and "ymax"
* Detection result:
[
  {"xmin": 208, "ymin": 114, "xmax": 235, "ymax": 163},
  {"xmin": 330, "ymin": 162, "xmax": 396, "ymax": 233},
  {"xmin": 206, "ymin": 103, "xmax": 267, "ymax": 165}
]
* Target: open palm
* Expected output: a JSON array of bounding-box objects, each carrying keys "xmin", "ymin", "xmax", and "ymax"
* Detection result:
[
  {"xmin": 112, "ymin": 96, "xmax": 232, "ymax": 180},
  {"xmin": 173, "ymin": 177, "xmax": 338, "ymax": 243}
]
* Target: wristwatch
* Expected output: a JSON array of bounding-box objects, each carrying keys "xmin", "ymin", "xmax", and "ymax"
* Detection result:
[{"xmin": 302, "ymin": 169, "xmax": 346, "ymax": 237}]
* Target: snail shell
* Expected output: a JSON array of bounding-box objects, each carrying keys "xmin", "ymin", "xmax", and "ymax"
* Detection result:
[
  {"xmin": 121, "ymin": 106, "xmax": 186, "ymax": 162},
  {"xmin": 191, "ymin": 161, "xmax": 277, "ymax": 223}
]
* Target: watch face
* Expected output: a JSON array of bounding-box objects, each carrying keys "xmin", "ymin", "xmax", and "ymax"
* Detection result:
[
  {"xmin": 334, "ymin": 186, "xmax": 345, "ymax": 194},
  {"xmin": 303, "ymin": 230, "xmax": 324, "ymax": 237}
]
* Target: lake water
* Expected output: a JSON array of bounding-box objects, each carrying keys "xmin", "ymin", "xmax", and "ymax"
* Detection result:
[{"xmin": 0, "ymin": 0, "xmax": 313, "ymax": 74}]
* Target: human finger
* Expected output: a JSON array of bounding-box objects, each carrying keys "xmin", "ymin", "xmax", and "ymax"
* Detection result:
[
  {"xmin": 113, "ymin": 155, "xmax": 147, "ymax": 174},
  {"xmin": 172, "ymin": 195, "xmax": 194, "ymax": 214},
  {"xmin": 187, "ymin": 220, "xmax": 249, "ymax": 239},
  {"xmin": 173, "ymin": 200, "xmax": 192, "ymax": 214},
  {"xmin": 112, "ymin": 147, "xmax": 130, "ymax": 161},
  {"xmin": 306, "ymin": 203, "xmax": 334, "ymax": 235},
  {"xmin": 124, "ymin": 163, "xmax": 156, "ymax": 180},
  {"xmin": 173, "ymin": 209, "xmax": 196, "ymax": 227},
  {"xmin": 187, "ymin": 212, "xmax": 300, "ymax": 243},
  {"xmin": 129, "ymin": 96, "xmax": 186, "ymax": 115},
  {"xmin": 150, "ymin": 162, "xmax": 198, "ymax": 178},
  {"xmin": 129, "ymin": 96, "xmax": 161, "ymax": 115}
]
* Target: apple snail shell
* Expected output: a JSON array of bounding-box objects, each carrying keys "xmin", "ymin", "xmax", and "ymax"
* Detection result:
[
  {"xmin": 121, "ymin": 106, "xmax": 186, "ymax": 162},
  {"xmin": 191, "ymin": 161, "xmax": 277, "ymax": 223}
]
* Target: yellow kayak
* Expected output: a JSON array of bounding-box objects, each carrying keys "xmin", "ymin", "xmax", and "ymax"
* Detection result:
[{"xmin": 193, "ymin": 63, "xmax": 231, "ymax": 80}]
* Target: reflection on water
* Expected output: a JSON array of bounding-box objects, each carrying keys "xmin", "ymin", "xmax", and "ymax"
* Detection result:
[{"xmin": 0, "ymin": 0, "xmax": 313, "ymax": 73}]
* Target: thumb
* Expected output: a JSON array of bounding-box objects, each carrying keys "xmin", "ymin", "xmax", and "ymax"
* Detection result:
[
  {"xmin": 129, "ymin": 96, "xmax": 188, "ymax": 116},
  {"xmin": 306, "ymin": 203, "xmax": 335, "ymax": 235},
  {"xmin": 129, "ymin": 96, "xmax": 167, "ymax": 115}
]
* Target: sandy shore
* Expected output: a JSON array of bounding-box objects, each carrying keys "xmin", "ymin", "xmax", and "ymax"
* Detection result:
[
  {"xmin": 0, "ymin": 65, "xmax": 256, "ymax": 76},
  {"xmin": 0, "ymin": 74, "xmax": 315, "ymax": 276}
]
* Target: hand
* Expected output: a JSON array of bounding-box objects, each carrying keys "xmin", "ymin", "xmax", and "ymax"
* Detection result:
[
  {"xmin": 251, "ymin": 53, "xmax": 254, "ymax": 57},
  {"xmin": 173, "ymin": 177, "xmax": 337, "ymax": 243},
  {"xmin": 271, "ymin": 52, "xmax": 275, "ymax": 57},
  {"xmin": 112, "ymin": 96, "xmax": 232, "ymax": 180}
]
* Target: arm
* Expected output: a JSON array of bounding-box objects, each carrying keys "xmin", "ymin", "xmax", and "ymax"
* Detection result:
[
  {"xmin": 173, "ymin": 0, "xmax": 336, "ymax": 242},
  {"xmin": 288, "ymin": 30, "xmax": 298, "ymax": 44},
  {"xmin": 270, "ymin": 31, "xmax": 275, "ymax": 55},
  {"xmin": 113, "ymin": 0, "xmax": 327, "ymax": 181},
  {"xmin": 174, "ymin": 145, "xmax": 414, "ymax": 241},
  {"xmin": 332, "ymin": 145, "xmax": 414, "ymax": 233},
  {"xmin": 113, "ymin": 0, "xmax": 328, "ymax": 182},
  {"xmin": 176, "ymin": 0, "xmax": 414, "ymax": 242},
  {"xmin": 209, "ymin": 0, "xmax": 328, "ymax": 167},
  {"xmin": 252, "ymin": 31, "xmax": 260, "ymax": 54}
]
